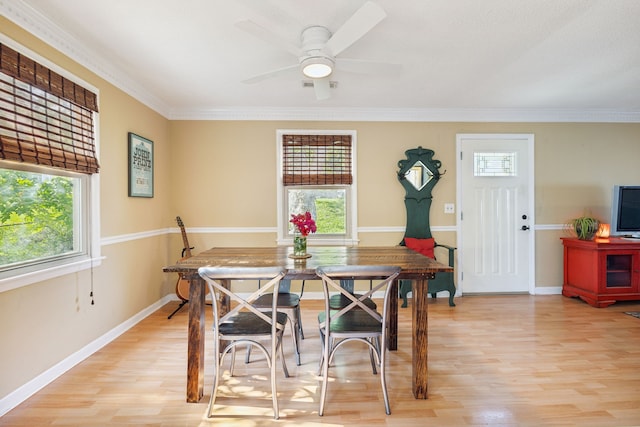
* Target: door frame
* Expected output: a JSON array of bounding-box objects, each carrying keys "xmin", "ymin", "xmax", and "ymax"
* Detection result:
[{"xmin": 455, "ymin": 133, "xmax": 536, "ymax": 295}]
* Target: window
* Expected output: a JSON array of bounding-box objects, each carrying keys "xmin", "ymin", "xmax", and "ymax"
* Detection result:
[
  {"xmin": 474, "ymin": 152, "xmax": 517, "ymax": 177},
  {"xmin": 277, "ymin": 130, "xmax": 357, "ymax": 245},
  {"xmin": 0, "ymin": 40, "xmax": 100, "ymax": 289}
]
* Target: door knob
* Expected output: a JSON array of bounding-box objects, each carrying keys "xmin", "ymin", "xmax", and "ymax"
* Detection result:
[{"xmin": 521, "ymin": 225, "xmax": 530, "ymax": 231}]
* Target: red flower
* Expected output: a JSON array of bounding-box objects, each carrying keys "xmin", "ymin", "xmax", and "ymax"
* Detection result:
[{"xmin": 290, "ymin": 211, "xmax": 317, "ymax": 237}]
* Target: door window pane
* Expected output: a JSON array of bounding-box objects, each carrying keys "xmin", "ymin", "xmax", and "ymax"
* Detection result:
[{"xmin": 474, "ymin": 152, "xmax": 517, "ymax": 176}]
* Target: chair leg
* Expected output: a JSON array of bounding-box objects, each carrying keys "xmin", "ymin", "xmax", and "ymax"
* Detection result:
[
  {"xmin": 270, "ymin": 346, "xmax": 279, "ymax": 420},
  {"xmin": 289, "ymin": 314, "xmax": 301, "ymax": 366},
  {"xmin": 399, "ymin": 279, "xmax": 411, "ymax": 308},
  {"xmin": 277, "ymin": 332, "xmax": 290, "ymax": 378},
  {"xmin": 447, "ymin": 287, "xmax": 456, "ymax": 307},
  {"xmin": 230, "ymin": 346, "xmax": 237, "ymax": 376},
  {"xmin": 317, "ymin": 328, "xmax": 325, "ymax": 375},
  {"xmin": 207, "ymin": 368, "xmax": 220, "ymax": 418},
  {"xmin": 317, "ymin": 331, "xmax": 335, "ymax": 373},
  {"xmin": 207, "ymin": 345, "xmax": 225, "ymax": 418},
  {"xmin": 244, "ymin": 343, "xmax": 251, "ymax": 365},
  {"xmin": 368, "ymin": 338, "xmax": 378, "ymax": 375},
  {"xmin": 296, "ymin": 305, "xmax": 305, "ymax": 339},
  {"xmin": 380, "ymin": 345, "xmax": 390, "ymax": 415},
  {"xmin": 318, "ymin": 329, "xmax": 331, "ymax": 416}
]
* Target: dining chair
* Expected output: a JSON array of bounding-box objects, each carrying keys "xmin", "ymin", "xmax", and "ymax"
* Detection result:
[
  {"xmin": 315, "ymin": 265, "xmax": 402, "ymax": 416},
  {"xmin": 251, "ymin": 279, "xmax": 304, "ymax": 365},
  {"xmin": 198, "ymin": 266, "xmax": 289, "ymax": 420}
]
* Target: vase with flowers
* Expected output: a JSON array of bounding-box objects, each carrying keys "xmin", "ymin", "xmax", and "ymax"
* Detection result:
[{"xmin": 289, "ymin": 211, "xmax": 317, "ymax": 258}]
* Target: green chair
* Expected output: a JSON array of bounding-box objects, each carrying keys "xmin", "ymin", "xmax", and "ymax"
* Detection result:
[{"xmin": 399, "ymin": 242, "xmax": 456, "ymax": 307}]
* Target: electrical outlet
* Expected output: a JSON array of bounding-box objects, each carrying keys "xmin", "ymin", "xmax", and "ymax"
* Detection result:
[{"xmin": 444, "ymin": 203, "xmax": 455, "ymax": 214}]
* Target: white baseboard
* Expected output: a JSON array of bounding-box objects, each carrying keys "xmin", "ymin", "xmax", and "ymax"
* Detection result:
[
  {"xmin": 0, "ymin": 294, "xmax": 174, "ymax": 417},
  {"xmin": 534, "ymin": 286, "xmax": 563, "ymax": 295}
]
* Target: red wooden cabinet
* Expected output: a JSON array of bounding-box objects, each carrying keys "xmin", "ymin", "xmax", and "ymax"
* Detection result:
[{"xmin": 562, "ymin": 237, "xmax": 640, "ymax": 307}]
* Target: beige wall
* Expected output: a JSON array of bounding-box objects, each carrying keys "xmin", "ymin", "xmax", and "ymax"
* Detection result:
[
  {"xmin": 169, "ymin": 120, "xmax": 640, "ymax": 287},
  {"xmin": 3, "ymin": 16, "xmax": 640, "ymax": 405},
  {"xmin": 0, "ymin": 18, "xmax": 172, "ymax": 398}
]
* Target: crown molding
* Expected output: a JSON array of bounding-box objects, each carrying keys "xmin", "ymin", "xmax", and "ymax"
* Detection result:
[
  {"xmin": 3, "ymin": 0, "xmax": 639, "ymax": 123},
  {"xmin": 0, "ymin": 0, "xmax": 172, "ymax": 117},
  {"xmin": 167, "ymin": 106, "xmax": 640, "ymax": 123}
]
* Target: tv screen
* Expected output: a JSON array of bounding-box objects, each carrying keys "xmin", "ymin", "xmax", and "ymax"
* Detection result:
[{"xmin": 611, "ymin": 185, "xmax": 640, "ymax": 237}]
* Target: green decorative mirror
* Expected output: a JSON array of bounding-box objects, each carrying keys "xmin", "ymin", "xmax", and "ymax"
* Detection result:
[
  {"xmin": 397, "ymin": 146, "xmax": 443, "ymax": 242},
  {"xmin": 397, "ymin": 146, "xmax": 456, "ymax": 307},
  {"xmin": 404, "ymin": 160, "xmax": 434, "ymax": 191}
]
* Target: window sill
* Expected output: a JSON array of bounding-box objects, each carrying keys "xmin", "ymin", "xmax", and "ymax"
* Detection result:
[
  {"xmin": 277, "ymin": 238, "xmax": 359, "ymax": 246},
  {"xmin": 0, "ymin": 256, "xmax": 104, "ymax": 293}
]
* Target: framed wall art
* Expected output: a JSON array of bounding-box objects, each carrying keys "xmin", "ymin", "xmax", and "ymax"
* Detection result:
[{"xmin": 128, "ymin": 132, "xmax": 154, "ymax": 197}]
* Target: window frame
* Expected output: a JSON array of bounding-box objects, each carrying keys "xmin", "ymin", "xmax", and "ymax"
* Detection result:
[
  {"xmin": 0, "ymin": 36, "xmax": 101, "ymax": 293},
  {"xmin": 276, "ymin": 129, "xmax": 358, "ymax": 246}
]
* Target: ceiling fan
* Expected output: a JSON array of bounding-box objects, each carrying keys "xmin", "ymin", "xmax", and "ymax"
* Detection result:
[{"xmin": 236, "ymin": 1, "xmax": 400, "ymax": 100}]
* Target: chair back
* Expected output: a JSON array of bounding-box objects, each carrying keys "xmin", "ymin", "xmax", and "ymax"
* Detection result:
[
  {"xmin": 316, "ymin": 265, "xmax": 401, "ymax": 331},
  {"xmin": 198, "ymin": 266, "xmax": 287, "ymax": 334}
]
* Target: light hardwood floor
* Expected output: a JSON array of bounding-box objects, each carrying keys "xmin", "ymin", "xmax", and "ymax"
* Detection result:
[{"xmin": 2, "ymin": 294, "xmax": 640, "ymax": 426}]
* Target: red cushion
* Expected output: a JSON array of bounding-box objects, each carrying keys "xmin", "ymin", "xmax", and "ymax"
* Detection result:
[{"xmin": 404, "ymin": 237, "xmax": 435, "ymax": 259}]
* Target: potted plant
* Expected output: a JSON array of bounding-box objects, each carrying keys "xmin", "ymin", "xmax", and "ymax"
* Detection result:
[{"xmin": 567, "ymin": 215, "xmax": 601, "ymax": 240}]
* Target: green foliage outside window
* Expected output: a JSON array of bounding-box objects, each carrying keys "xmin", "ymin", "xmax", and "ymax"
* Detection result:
[
  {"xmin": 0, "ymin": 168, "xmax": 75, "ymax": 266},
  {"xmin": 315, "ymin": 198, "xmax": 345, "ymax": 234},
  {"xmin": 288, "ymin": 188, "xmax": 346, "ymax": 235}
]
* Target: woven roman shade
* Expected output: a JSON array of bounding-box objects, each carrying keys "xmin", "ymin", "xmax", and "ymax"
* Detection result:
[
  {"xmin": 282, "ymin": 134, "xmax": 352, "ymax": 185},
  {"xmin": 0, "ymin": 43, "xmax": 99, "ymax": 174}
]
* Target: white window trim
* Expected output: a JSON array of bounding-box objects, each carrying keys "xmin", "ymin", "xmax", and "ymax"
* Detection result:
[
  {"xmin": 276, "ymin": 129, "xmax": 358, "ymax": 246},
  {"xmin": 0, "ymin": 36, "xmax": 101, "ymax": 293}
]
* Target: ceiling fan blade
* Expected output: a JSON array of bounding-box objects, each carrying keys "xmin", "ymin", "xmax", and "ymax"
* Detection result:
[
  {"xmin": 325, "ymin": 1, "xmax": 387, "ymax": 56},
  {"xmin": 313, "ymin": 77, "xmax": 331, "ymax": 100},
  {"xmin": 235, "ymin": 20, "xmax": 300, "ymax": 57},
  {"xmin": 335, "ymin": 58, "xmax": 402, "ymax": 76},
  {"xmin": 242, "ymin": 63, "xmax": 299, "ymax": 84}
]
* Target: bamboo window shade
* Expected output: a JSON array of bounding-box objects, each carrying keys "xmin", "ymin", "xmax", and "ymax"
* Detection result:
[
  {"xmin": 0, "ymin": 43, "xmax": 100, "ymax": 174},
  {"xmin": 282, "ymin": 134, "xmax": 352, "ymax": 185}
]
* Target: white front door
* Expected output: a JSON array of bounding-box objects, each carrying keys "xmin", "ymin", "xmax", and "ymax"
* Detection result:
[{"xmin": 457, "ymin": 134, "xmax": 535, "ymax": 294}]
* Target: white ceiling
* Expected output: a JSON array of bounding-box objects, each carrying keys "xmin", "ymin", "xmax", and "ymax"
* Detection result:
[{"xmin": 2, "ymin": 0, "xmax": 640, "ymax": 122}]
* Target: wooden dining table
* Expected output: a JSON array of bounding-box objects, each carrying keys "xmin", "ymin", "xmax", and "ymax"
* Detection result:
[{"xmin": 162, "ymin": 245, "xmax": 453, "ymax": 403}]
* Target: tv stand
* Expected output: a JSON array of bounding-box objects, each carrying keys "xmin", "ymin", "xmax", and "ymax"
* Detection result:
[{"xmin": 562, "ymin": 237, "xmax": 640, "ymax": 307}]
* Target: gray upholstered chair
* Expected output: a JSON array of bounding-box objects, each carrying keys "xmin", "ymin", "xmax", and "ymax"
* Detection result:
[
  {"xmin": 316, "ymin": 265, "xmax": 401, "ymax": 416},
  {"xmin": 252, "ymin": 279, "xmax": 304, "ymax": 365},
  {"xmin": 198, "ymin": 266, "xmax": 289, "ymax": 420}
]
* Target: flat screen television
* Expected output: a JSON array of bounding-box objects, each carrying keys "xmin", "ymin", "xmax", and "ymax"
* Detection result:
[{"xmin": 611, "ymin": 185, "xmax": 640, "ymax": 238}]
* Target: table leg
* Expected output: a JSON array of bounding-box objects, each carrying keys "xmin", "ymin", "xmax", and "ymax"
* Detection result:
[
  {"xmin": 187, "ymin": 276, "xmax": 205, "ymax": 402},
  {"xmin": 412, "ymin": 278, "xmax": 429, "ymax": 399},
  {"xmin": 388, "ymin": 279, "xmax": 398, "ymax": 350}
]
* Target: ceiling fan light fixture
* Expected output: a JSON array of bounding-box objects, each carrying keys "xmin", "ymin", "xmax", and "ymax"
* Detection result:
[{"xmin": 301, "ymin": 56, "xmax": 334, "ymax": 79}]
